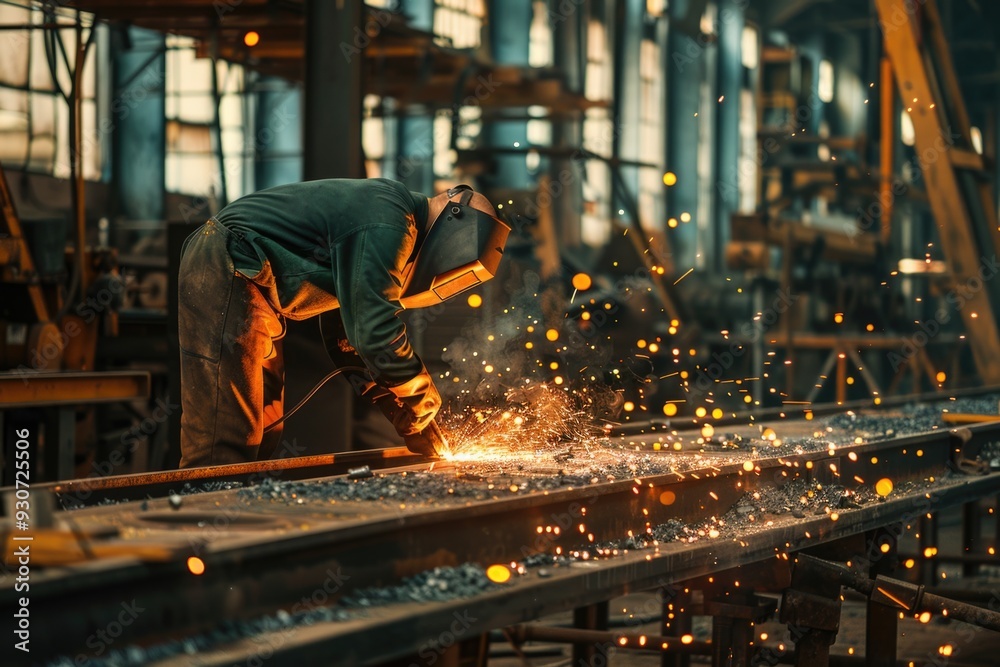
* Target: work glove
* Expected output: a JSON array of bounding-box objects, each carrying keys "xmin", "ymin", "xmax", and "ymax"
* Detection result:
[{"xmin": 380, "ymin": 367, "xmax": 442, "ymax": 437}]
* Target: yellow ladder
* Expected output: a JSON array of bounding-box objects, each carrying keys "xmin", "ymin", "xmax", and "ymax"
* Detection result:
[{"xmin": 0, "ymin": 163, "xmax": 50, "ymax": 323}]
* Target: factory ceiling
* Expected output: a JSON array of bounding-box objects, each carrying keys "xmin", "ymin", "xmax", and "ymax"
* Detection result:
[{"xmin": 65, "ymin": 0, "xmax": 603, "ymax": 114}]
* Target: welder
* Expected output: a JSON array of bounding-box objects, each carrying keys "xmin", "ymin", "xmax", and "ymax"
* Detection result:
[{"xmin": 177, "ymin": 178, "xmax": 508, "ymax": 468}]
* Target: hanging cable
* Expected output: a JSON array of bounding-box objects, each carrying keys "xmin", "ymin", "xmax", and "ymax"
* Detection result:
[{"xmin": 263, "ymin": 366, "xmax": 372, "ymax": 433}]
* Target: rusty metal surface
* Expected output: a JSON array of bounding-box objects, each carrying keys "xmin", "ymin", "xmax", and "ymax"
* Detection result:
[
  {"xmin": 0, "ymin": 370, "xmax": 150, "ymax": 408},
  {"xmin": 611, "ymin": 384, "xmax": 1000, "ymax": 436},
  {"xmin": 507, "ymin": 624, "xmax": 712, "ymax": 654},
  {"xmin": 41, "ymin": 447, "xmax": 427, "ymax": 507},
  {"xmin": 4, "ymin": 412, "xmax": 1000, "ymax": 663},
  {"xmin": 143, "ymin": 473, "xmax": 1000, "ymax": 666}
]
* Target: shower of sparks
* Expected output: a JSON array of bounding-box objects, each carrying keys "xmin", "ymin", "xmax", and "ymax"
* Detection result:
[{"xmin": 442, "ymin": 383, "xmax": 613, "ymax": 461}]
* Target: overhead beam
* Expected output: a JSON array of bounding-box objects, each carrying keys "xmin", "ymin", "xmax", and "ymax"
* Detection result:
[{"xmin": 762, "ymin": 0, "xmax": 833, "ymax": 27}]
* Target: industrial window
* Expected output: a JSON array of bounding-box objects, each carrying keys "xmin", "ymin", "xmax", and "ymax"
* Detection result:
[
  {"xmin": 0, "ymin": 2, "xmax": 103, "ymax": 181},
  {"xmin": 529, "ymin": 0, "xmax": 553, "ymax": 68},
  {"xmin": 433, "ymin": 0, "xmax": 485, "ymax": 50},
  {"xmin": 741, "ymin": 25, "xmax": 758, "ymax": 70},
  {"xmin": 582, "ymin": 18, "xmax": 613, "ymax": 247},
  {"xmin": 164, "ymin": 35, "xmax": 248, "ymax": 202},
  {"xmin": 818, "ymin": 59, "xmax": 834, "ymax": 103},
  {"xmin": 900, "ymin": 110, "xmax": 915, "ymax": 147},
  {"xmin": 527, "ymin": 2, "xmax": 553, "ymax": 174},
  {"xmin": 637, "ymin": 37, "xmax": 663, "ymax": 232},
  {"xmin": 433, "ymin": 111, "xmax": 456, "ymax": 178},
  {"xmin": 696, "ymin": 79, "xmax": 714, "ymax": 271},
  {"xmin": 363, "ymin": 94, "xmax": 386, "ymax": 178},
  {"xmin": 738, "ymin": 89, "xmax": 757, "ymax": 212},
  {"xmin": 971, "ymin": 126, "xmax": 983, "ymax": 154}
]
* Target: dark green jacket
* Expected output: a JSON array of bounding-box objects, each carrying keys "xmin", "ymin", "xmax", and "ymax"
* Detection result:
[{"xmin": 216, "ymin": 178, "xmax": 429, "ymax": 385}]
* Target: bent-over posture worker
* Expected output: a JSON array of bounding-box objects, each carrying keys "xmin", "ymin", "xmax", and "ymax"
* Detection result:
[{"xmin": 177, "ymin": 178, "xmax": 508, "ymax": 467}]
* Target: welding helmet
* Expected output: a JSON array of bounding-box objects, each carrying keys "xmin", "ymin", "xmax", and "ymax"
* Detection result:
[{"xmin": 399, "ymin": 184, "xmax": 510, "ymax": 309}]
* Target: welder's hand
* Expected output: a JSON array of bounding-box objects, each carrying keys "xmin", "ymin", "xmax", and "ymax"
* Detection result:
[{"xmin": 384, "ymin": 368, "xmax": 442, "ymax": 436}]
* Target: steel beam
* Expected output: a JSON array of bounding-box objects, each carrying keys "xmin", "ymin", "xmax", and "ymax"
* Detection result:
[
  {"xmin": 0, "ymin": 371, "xmax": 150, "ymax": 408},
  {"xmin": 9, "ymin": 417, "xmax": 1000, "ymax": 662}
]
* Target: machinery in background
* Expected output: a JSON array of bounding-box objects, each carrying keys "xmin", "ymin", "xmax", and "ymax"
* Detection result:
[
  {"xmin": 0, "ymin": 160, "xmax": 153, "ymax": 482},
  {"xmin": 702, "ymin": 0, "xmax": 1000, "ymax": 409}
]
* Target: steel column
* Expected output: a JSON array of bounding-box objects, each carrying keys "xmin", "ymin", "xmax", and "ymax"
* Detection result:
[
  {"xmin": 918, "ymin": 513, "xmax": 938, "ymax": 585},
  {"xmin": 712, "ymin": 0, "xmax": 744, "ymax": 273},
  {"xmin": 572, "ymin": 601, "xmax": 610, "ymax": 666},
  {"xmin": 111, "ymin": 26, "xmax": 165, "ymax": 223},
  {"xmin": 962, "ymin": 501, "xmax": 982, "ymax": 578},
  {"xmin": 395, "ymin": 0, "xmax": 434, "ymax": 197},
  {"xmin": 865, "ymin": 529, "xmax": 898, "ymax": 667},
  {"xmin": 663, "ymin": 588, "xmax": 692, "ymax": 667},
  {"xmin": 707, "ymin": 595, "xmax": 763, "ymax": 667},
  {"xmin": 482, "ymin": 0, "xmax": 532, "ymax": 191},
  {"xmin": 550, "ymin": 0, "xmax": 587, "ymax": 248},
  {"xmin": 304, "ymin": 0, "xmax": 364, "ymax": 180},
  {"xmin": 611, "ymin": 0, "xmax": 645, "ymax": 228},
  {"xmin": 41, "ymin": 408, "xmax": 74, "ymax": 481},
  {"xmin": 254, "ymin": 75, "xmax": 303, "ymax": 189},
  {"xmin": 666, "ymin": 15, "xmax": 703, "ymax": 270}
]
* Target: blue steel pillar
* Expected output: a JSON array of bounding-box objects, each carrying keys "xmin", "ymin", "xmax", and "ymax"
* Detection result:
[
  {"xmin": 254, "ymin": 76, "xmax": 303, "ymax": 190},
  {"xmin": 289, "ymin": 0, "xmax": 364, "ymax": 456},
  {"xmin": 483, "ymin": 0, "xmax": 532, "ymax": 191},
  {"xmin": 798, "ymin": 30, "xmax": 825, "ymax": 137},
  {"xmin": 304, "ymin": 0, "xmax": 364, "ymax": 179},
  {"xmin": 712, "ymin": 0, "xmax": 744, "ymax": 272},
  {"xmin": 666, "ymin": 4, "xmax": 702, "ymax": 270},
  {"xmin": 551, "ymin": 0, "xmax": 588, "ymax": 247},
  {"xmin": 396, "ymin": 0, "xmax": 435, "ymax": 196},
  {"xmin": 611, "ymin": 0, "xmax": 645, "ymax": 228},
  {"xmin": 111, "ymin": 27, "xmax": 165, "ymax": 221}
]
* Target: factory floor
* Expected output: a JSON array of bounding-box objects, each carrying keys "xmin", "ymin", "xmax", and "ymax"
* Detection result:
[
  {"xmin": 488, "ymin": 589, "xmax": 1000, "ymax": 666},
  {"xmin": 488, "ymin": 506, "xmax": 1000, "ymax": 666}
]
